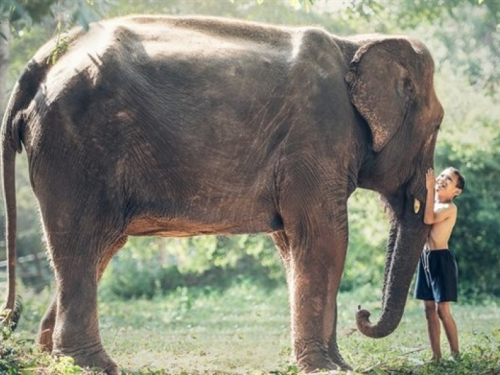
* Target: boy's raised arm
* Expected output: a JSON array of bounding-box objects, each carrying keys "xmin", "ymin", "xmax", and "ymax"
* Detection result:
[
  {"xmin": 423, "ymin": 168, "xmax": 456, "ymax": 225},
  {"xmin": 424, "ymin": 168, "xmax": 437, "ymax": 224}
]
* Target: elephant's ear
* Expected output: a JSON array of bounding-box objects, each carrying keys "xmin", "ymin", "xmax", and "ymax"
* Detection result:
[{"xmin": 345, "ymin": 39, "xmax": 416, "ymax": 152}]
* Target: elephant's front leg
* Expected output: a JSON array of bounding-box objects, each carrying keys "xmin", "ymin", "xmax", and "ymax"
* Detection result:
[
  {"xmin": 37, "ymin": 294, "xmax": 57, "ymax": 352},
  {"xmin": 288, "ymin": 224, "xmax": 349, "ymax": 372}
]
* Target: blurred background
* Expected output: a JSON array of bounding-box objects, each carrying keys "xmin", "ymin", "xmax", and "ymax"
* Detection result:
[{"xmin": 0, "ymin": 0, "xmax": 499, "ymax": 304}]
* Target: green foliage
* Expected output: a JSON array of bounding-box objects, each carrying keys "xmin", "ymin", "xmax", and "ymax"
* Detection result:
[
  {"xmin": 1, "ymin": 0, "xmax": 109, "ymax": 36},
  {"xmin": 1, "ymin": 310, "xmax": 89, "ymax": 374},
  {"xmin": 3, "ymin": 0, "xmax": 53, "ymax": 24},
  {"xmin": 344, "ymin": 190, "xmax": 389, "ymax": 292},
  {"xmin": 101, "ymin": 260, "xmax": 184, "ymax": 300},
  {"xmin": 99, "ymin": 235, "xmax": 285, "ymax": 300},
  {"xmin": 0, "ymin": 334, "xmax": 92, "ymax": 374},
  {"xmin": 99, "ymin": 238, "xmax": 183, "ymax": 299},
  {"xmin": 0, "ymin": 0, "xmax": 52, "ymax": 39}
]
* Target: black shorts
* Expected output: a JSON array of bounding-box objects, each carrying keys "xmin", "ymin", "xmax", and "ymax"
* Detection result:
[{"xmin": 414, "ymin": 249, "xmax": 458, "ymax": 302}]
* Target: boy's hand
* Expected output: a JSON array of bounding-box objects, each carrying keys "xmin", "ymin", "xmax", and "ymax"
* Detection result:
[{"xmin": 426, "ymin": 168, "xmax": 436, "ymax": 191}]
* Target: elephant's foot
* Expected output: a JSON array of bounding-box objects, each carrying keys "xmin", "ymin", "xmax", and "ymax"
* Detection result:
[
  {"xmin": 329, "ymin": 353, "xmax": 352, "ymax": 371},
  {"xmin": 53, "ymin": 346, "xmax": 118, "ymax": 375},
  {"xmin": 37, "ymin": 296, "xmax": 57, "ymax": 353},
  {"xmin": 329, "ymin": 346, "xmax": 353, "ymax": 371},
  {"xmin": 37, "ymin": 327, "xmax": 53, "ymax": 352},
  {"xmin": 297, "ymin": 355, "xmax": 339, "ymax": 373},
  {"xmin": 296, "ymin": 343, "xmax": 339, "ymax": 373}
]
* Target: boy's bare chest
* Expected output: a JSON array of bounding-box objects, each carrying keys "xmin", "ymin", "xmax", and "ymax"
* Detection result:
[{"xmin": 427, "ymin": 216, "xmax": 455, "ymax": 249}]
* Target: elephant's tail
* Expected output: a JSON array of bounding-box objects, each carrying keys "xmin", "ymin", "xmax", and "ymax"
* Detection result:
[
  {"xmin": 1, "ymin": 58, "xmax": 50, "ymax": 331},
  {"xmin": 1, "ymin": 82, "xmax": 23, "ymax": 330}
]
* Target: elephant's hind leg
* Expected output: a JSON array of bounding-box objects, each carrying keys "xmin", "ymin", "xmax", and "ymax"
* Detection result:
[
  {"xmin": 40, "ymin": 220, "xmax": 126, "ymax": 375},
  {"xmin": 36, "ymin": 236, "xmax": 128, "ymax": 355}
]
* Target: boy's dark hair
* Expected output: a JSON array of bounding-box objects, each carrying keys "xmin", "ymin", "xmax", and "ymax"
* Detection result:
[{"xmin": 448, "ymin": 167, "xmax": 465, "ymax": 191}]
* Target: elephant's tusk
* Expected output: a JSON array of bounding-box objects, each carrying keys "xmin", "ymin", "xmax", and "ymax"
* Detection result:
[{"xmin": 414, "ymin": 199, "xmax": 421, "ymax": 214}]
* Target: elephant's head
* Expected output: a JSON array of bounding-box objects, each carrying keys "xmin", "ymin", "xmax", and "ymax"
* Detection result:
[{"xmin": 345, "ymin": 36, "xmax": 443, "ymax": 337}]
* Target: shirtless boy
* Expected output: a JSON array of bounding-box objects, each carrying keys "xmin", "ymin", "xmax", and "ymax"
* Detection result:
[{"xmin": 414, "ymin": 167, "xmax": 465, "ymax": 361}]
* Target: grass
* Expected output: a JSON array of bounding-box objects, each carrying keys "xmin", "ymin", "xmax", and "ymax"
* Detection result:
[{"xmin": 2, "ymin": 283, "xmax": 500, "ymax": 374}]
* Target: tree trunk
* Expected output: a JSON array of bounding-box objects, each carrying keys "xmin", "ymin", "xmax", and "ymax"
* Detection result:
[{"xmin": 0, "ymin": 23, "xmax": 10, "ymax": 121}]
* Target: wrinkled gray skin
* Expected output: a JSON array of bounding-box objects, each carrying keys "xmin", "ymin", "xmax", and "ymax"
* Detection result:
[{"xmin": 1, "ymin": 16, "xmax": 443, "ymax": 374}]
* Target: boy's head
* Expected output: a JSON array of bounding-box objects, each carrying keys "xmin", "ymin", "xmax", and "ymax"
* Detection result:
[{"xmin": 436, "ymin": 167, "xmax": 465, "ymax": 201}]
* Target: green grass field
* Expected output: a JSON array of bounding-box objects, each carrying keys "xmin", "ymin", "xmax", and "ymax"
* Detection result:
[{"xmin": 2, "ymin": 283, "xmax": 500, "ymax": 374}]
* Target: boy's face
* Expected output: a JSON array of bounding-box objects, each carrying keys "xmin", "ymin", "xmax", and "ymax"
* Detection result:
[{"xmin": 435, "ymin": 168, "xmax": 462, "ymax": 199}]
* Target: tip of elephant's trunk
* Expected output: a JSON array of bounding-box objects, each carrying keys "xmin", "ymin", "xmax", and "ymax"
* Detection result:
[{"xmin": 356, "ymin": 307, "xmax": 398, "ymax": 338}]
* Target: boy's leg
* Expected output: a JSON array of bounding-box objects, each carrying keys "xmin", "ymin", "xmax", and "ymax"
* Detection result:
[
  {"xmin": 424, "ymin": 300, "xmax": 442, "ymax": 360},
  {"xmin": 437, "ymin": 302, "xmax": 459, "ymax": 356}
]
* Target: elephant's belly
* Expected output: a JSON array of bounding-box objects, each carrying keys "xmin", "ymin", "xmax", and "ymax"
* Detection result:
[{"xmin": 124, "ymin": 213, "xmax": 283, "ymax": 237}]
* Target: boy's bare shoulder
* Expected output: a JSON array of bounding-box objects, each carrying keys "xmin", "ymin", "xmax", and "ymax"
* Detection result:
[
  {"xmin": 434, "ymin": 202, "xmax": 457, "ymax": 219},
  {"xmin": 435, "ymin": 202, "xmax": 456, "ymax": 210}
]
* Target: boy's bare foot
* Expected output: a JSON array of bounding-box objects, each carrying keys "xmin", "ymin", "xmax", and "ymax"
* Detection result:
[
  {"xmin": 451, "ymin": 351, "xmax": 461, "ymax": 361},
  {"xmin": 429, "ymin": 355, "xmax": 442, "ymax": 363}
]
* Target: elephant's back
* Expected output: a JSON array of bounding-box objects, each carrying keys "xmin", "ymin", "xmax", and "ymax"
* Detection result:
[
  {"xmin": 40, "ymin": 15, "xmax": 297, "ymax": 76},
  {"xmin": 103, "ymin": 15, "xmax": 295, "ymax": 55},
  {"xmin": 28, "ymin": 15, "xmax": 305, "ymax": 114}
]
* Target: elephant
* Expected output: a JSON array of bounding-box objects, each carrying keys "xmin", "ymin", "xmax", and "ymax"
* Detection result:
[{"xmin": 1, "ymin": 15, "xmax": 443, "ymax": 374}]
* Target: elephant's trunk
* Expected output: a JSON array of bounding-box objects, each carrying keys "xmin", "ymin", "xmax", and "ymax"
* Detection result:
[
  {"xmin": 357, "ymin": 194, "xmax": 429, "ymax": 338},
  {"xmin": 381, "ymin": 222, "xmax": 398, "ymax": 309}
]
